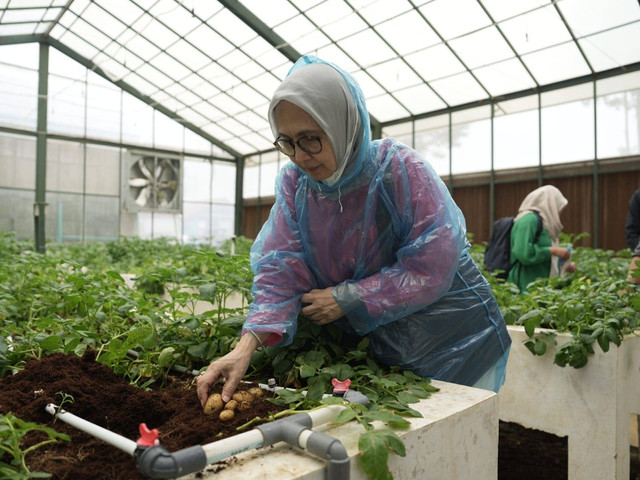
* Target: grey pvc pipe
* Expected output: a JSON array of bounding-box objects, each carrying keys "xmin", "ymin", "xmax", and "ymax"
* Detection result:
[{"xmin": 46, "ymin": 401, "xmax": 352, "ymax": 480}]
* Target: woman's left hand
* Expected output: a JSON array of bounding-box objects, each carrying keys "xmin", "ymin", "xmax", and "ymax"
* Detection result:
[{"xmin": 300, "ymin": 287, "xmax": 344, "ymax": 325}]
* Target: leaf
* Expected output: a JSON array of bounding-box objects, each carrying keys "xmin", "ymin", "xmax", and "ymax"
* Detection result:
[
  {"xmin": 302, "ymin": 350, "xmax": 326, "ymax": 369},
  {"xmin": 158, "ymin": 347, "xmax": 175, "ymax": 367},
  {"xmin": 358, "ymin": 431, "xmax": 392, "ymax": 480},
  {"xmin": 533, "ymin": 339, "xmax": 546, "ymax": 355},
  {"xmin": 198, "ymin": 283, "xmax": 217, "ymax": 300},
  {"xmin": 332, "ymin": 409, "xmax": 357, "ymax": 425},
  {"xmin": 39, "ymin": 335, "xmax": 63, "ymax": 352},
  {"xmin": 299, "ymin": 365, "xmax": 316, "ymax": 379}
]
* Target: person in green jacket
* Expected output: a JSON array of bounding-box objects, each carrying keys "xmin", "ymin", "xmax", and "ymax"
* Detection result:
[{"xmin": 508, "ymin": 185, "xmax": 576, "ymax": 292}]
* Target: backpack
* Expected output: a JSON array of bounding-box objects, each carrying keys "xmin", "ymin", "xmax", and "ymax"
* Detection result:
[{"xmin": 484, "ymin": 211, "xmax": 543, "ymax": 279}]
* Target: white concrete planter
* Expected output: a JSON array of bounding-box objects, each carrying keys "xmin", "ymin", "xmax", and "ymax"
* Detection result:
[
  {"xmin": 183, "ymin": 381, "xmax": 498, "ymax": 480},
  {"xmin": 499, "ymin": 325, "xmax": 640, "ymax": 480}
]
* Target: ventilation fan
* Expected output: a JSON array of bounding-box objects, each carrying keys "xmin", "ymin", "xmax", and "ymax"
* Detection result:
[{"xmin": 123, "ymin": 153, "xmax": 182, "ymax": 213}]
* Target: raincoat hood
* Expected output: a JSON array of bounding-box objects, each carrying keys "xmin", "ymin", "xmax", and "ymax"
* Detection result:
[{"xmin": 268, "ymin": 55, "xmax": 372, "ymax": 192}]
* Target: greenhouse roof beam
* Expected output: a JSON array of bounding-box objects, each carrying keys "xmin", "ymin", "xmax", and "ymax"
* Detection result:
[{"xmin": 218, "ymin": 0, "xmax": 383, "ymax": 135}]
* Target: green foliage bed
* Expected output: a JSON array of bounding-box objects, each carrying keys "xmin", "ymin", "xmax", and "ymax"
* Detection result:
[{"xmin": 470, "ymin": 233, "xmax": 640, "ymax": 369}]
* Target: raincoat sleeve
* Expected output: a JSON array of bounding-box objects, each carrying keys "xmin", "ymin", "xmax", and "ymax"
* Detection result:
[
  {"xmin": 242, "ymin": 166, "xmax": 315, "ymax": 346},
  {"xmin": 333, "ymin": 142, "xmax": 468, "ymax": 336}
]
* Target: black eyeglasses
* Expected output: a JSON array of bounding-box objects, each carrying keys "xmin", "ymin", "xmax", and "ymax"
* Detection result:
[{"xmin": 274, "ymin": 136, "xmax": 323, "ymax": 157}]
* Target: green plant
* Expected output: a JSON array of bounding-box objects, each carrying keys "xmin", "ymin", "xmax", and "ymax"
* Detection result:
[
  {"xmin": 0, "ymin": 412, "xmax": 70, "ymax": 478},
  {"xmin": 475, "ymin": 236, "xmax": 640, "ymax": 369}
]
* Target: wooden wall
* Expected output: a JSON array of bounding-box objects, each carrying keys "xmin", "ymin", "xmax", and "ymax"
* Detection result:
[{"xmin": 241, "ymin": 157, "xmax": 640, "ymax": 251}]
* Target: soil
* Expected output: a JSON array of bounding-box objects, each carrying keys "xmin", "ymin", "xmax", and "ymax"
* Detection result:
[
  {"xmin": 2, "ymin": 352, "xmax": 639, "ymax": 480},
  {"xmin": 0, "ymin": 352, "xmax": 287, "ymax": 480}
]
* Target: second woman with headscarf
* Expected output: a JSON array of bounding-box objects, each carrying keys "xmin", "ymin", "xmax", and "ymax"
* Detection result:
[{"xmin": 508, "ymin": 185, "xmax": 577, "ymax": 292}]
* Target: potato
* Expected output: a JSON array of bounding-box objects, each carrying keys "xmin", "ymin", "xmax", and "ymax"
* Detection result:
[
  {"xmin": 232, "ymin": 391, "xmax": 255, "ymax": 403},
  {"xmin": 203, "ymin": 393, "xmax": 223, "ymax": 415},
  {"xmin": 219, "ymin": 409, "xmax": 235, "ymax": 421},
  {"xmin": 248, "ymin": 387, "xmax": 264, "ymax": 398},
  {"xmin": 237, "ymin": 400, "xmax": 252, "ymax": 412},
  {"xmin": 224, "ymin": 399, "xmax": 238, "ymax": 411}
]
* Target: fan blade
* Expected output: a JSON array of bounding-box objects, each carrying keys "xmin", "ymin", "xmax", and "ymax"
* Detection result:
[
  {"xmin": 138, "ymin": 158, "xmax": 153, "ymax": 179},
  {"xmin": 135, "ymin": 186, "xmax": 152, "ymax": 207},
  {"xmin": 129, "ymin": 178, "xmax": 149, "ymax": 187}
]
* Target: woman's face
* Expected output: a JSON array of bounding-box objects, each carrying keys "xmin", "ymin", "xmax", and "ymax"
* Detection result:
[{"xmin": 274, "ymin": 100, "xmax": 337, "ymax": 181}]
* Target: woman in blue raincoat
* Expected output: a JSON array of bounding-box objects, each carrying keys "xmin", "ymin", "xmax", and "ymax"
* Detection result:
[{"xmin": 197, "ymin": 56, "xmax": 511, "ymax": 406}]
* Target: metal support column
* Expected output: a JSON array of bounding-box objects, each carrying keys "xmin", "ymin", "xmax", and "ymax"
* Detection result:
[
  {"xmin": 234, "ymin": 156, "xmax": 245, "ymax": 238},
  {"xmin": 34, "ymin": 42, "xmax": 49, "ymax": 253}
]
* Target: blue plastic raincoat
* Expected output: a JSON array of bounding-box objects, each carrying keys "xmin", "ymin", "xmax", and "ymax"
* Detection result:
[{"xmin": 243, "ymin": 56, "xmax": 511, "ymax": 392}]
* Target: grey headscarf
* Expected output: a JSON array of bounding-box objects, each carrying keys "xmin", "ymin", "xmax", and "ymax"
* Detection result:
[{"xmin": 268, "ymin": 63, "xmax": 361, "ymax": 186}]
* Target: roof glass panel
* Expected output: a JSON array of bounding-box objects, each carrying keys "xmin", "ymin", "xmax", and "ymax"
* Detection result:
[
  {"xmin": 419, "ymin": 0, "xmax": 491, "ymax": 40},
  {"xmin": 579, "ymin": 22, "xmax": 640, "ymax": 71},
  {"xmin": 240, "ymin": 0, "xmax": 298, "ymax": 28},
  {"xmin": 472, "ymin": 58, "xmax": 537, "ymax": 96},
  {"xmin": 72, "ymin": 17, "xmax": 112, "ymax": 51},
  {"xmin": 83, "ymin": 3, "xmax": 127, "ymax": 39},
  {"xmin": 0, "ymin": 22, "xmax": 38, "ymax": 34},
  {"xmin": 181, "ymin": 73, "xmax": 216, "ymax": 93},
  {"xmin": 353, "ymin": 0, "xmax": 412, "ymax": 26},
  {"xmin": 148, "ymin": 0, "xmax": 201, "ymax": 37},
  {"xmin": 2, "ymin": 7, "xmax": 46, "ymax": 22},
  {"xmin": 42, "ymin": 8, "xmax": 61, "ymax": 21},
  {"xmin": 142, "ymin": 51, "xmax": 185, "ymax": 78},
  {"xmin": 375, "ymin": 10, "xmax": 440, "ymax": 55},
  {"xmin": 405, "ymin": 44, "xmax": 466, "ymax": 82},
  {"xmin": 312, "ymin": 43, "xmax": 358, "ymax": 70},
  {"xmin": 133, "ymin": 14, "xmax": 179, "ymax": 49},
  {"xmin": 208, "ymin": 8, "xmax": 257, "ymax": 46},
  {"xmin": 166, "ymin": 40, "xmax": 211, "ymax": 71},
  {"xmin": 290, "ymin": 0, "xmax": 324, "ymax": 10},
  {"xmin": 366, "ymin": 58, "xmax": 422, "ymax": 91},
  {"xmin": 522, "ymin": 42, "xmax": 591, "ymax": 85},
  {"xmin": 448, "ymin": 26, "xmax": 514, "ymax": 69},
  {"xmin": 192, "ymin": 102, "xmax": 225, "ymax": 122},
  {"xmin": 350, "ymin": 69, "xmax": 385, "ymax": 97},
  {"xmin": 480, "ymin": 0, "xmax": 550, "ymax": 22},
  {"xmin": 364, "ymin": 93, "xmax": 409, "ymax": 123},
  {"xmin": 122, "ymin": 35, "xmax": 161, "ymax": 62},
  {"xmin": 94, "ymin": 0, "xmax": 143, "ymax": 26},
  {"xmin": 228, "ymin": 83, "xmax": 265, "ymax": 109},
  {"xmin": 558, "ymin": 0, "xmax": 640, "ymax": 37},
  {"xmin": 304, "ymin": 1, "xmax": 360, "ymax": 37},
  {"xmin": 430, "ymin": 71, "xmax": 487, "ymax": 106},
  {"xmin": 60, "ymin": 29, "xmax": 101, "ymax": 60},
  {"xmin": 337, "ymin": 28, "xmax": 396, "ymax": 66},
  {"xmin": 274, "ymin": 14, "xmax": 330, "ymax": 53},
  {"xmin": 499, "ymin": 5, "xmax": 571, "ymax": 55},
  {"xmin": 393, "ymin": 84, "xmax": 447, "ymax": 115},
  {"xmin": 185, "ymin": 24, "xmax": 234, "ymax": 60}
]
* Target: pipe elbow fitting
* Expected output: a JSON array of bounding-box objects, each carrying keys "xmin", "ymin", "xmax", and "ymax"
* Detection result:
[{"xmin": 136, "ymin": 445, "xmax": 207, "ymax": 480}]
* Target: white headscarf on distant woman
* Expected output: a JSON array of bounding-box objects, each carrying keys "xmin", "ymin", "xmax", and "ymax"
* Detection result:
[{"xmin": 514, "ymin": 185, "xmax": 568, "ymax": 276}]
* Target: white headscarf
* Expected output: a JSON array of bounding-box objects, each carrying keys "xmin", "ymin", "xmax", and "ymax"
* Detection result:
[
  {"xmin": 268, "ymin": 63, "xmax": 361, "ymax": 186},
  {"xmin": 514, "ymin": 185, "xmax": 568, "ymax": 276}
]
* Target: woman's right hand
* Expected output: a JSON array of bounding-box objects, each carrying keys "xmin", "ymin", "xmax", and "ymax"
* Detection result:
[{"xmin": 196, "ymin": 332, "xmax": 266, "ymax": 406}]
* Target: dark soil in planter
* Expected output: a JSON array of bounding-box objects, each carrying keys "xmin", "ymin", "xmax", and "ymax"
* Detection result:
[
  {"xmin": 0, "ymin": 352, "xmax": 287, "ymax": 479},
  {"xmin": 2, "ymin": 352, "xmax": 639, "ymax": 480},
  {"xmin": 498, "ymin": 420, "xmax": 640, "ymax": 480}
]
